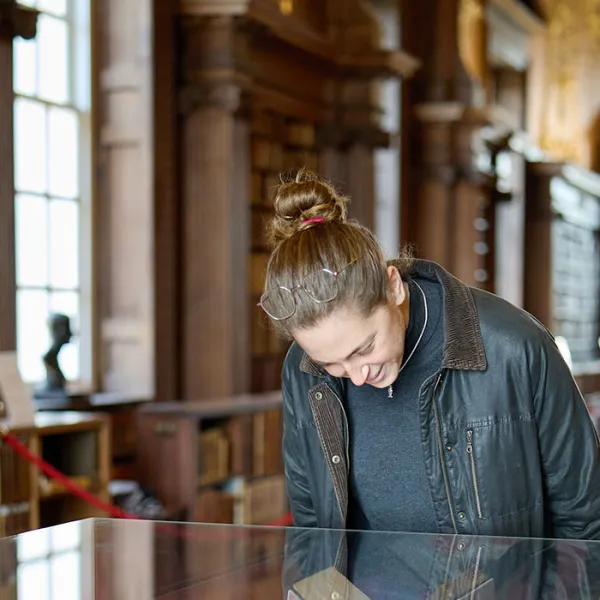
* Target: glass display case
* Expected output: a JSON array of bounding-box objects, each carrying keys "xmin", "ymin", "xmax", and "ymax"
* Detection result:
[{"xmin": 1, "ymin": 518, "xmax": 599, "ymax": 599}]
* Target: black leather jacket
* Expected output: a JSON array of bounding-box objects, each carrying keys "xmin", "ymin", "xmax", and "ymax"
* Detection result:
[{"xmin": 282, "ymin": 260, "xmax": 600, "ymax": 540}]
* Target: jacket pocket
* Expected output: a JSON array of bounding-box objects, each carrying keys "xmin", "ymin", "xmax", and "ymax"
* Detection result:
[
  {"xmin": 460, "ymin": 418, "xmax": 543, "ymax": 521},
  {"xmin": 466, "ymin": 429, "xmax": 483, "ymax": 519}
]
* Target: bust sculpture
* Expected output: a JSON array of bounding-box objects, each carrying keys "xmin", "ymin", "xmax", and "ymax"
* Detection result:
[{"xmin": 34, "ymin": 313, "xmax": 72, "ymax": 399}]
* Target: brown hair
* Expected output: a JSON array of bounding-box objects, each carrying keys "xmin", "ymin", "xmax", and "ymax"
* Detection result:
[{"xmin": 262, "ymin": 170, "xmax": 413, "ymax": 337}]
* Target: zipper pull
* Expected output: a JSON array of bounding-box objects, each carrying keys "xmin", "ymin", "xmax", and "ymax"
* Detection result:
[{"xmin": 466, "ymin": 429, "xmax": 473, "ymax": 453}]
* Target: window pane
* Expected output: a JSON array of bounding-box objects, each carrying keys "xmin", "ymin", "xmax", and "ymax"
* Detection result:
[
  {"xmin": 15, "ymin": 193, "xmax": 48, "ymax": 287},
  {"xmin": 48, "ymin": 107, "xmax": 79, "ymax": 198},
  {"xmin": 38, "ymin": 14, "xmax": 69, "ymax": 104},
  {"xmin": 50, "ymin": 521, "xmax": 81, "ymax": 552},
  {"xmin": 51, "ymin": 551, "xmax": 81, "ymax": 600},
  {"xmin": 17, "ymin": 560, "xmax": 50, "ymax": 600},
  {"xmin": 49, "ymin": 291, "xmax": 79, "ymax": 381},
  {"xmin": 17, "ymin": 289, "xmax": 50, "ymax": 383},
  {"xmin": 49, "ymin": 199, "xmax": 78, "ymax": 289},
  {"xmin": 37, "ymin": 0, "xmax": 67, "ymax": 16},
  {"xmin": 17, "ymin": 0, "xmax": 36, "ymax": 6},
  {"xmin": 17, "ymin": 529, "xmax": 50, "ymax": 561},
  {"xmin": 14, "ymin": 98, "xmax": 47, "ymax": 194},
  {"xmin": 13, "ymin": 37, "xmax": 37, "ymax": 96}
]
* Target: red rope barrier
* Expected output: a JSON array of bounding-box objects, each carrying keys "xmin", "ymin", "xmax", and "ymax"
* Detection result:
[{"xmin": 1, "ymin": 430, "xmax": 293, "ymax": 528}]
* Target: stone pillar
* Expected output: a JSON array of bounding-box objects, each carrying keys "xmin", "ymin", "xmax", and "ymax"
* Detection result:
[{"xmin": 0, "ymin": 2, "xmax": 38, "ymax": 352}]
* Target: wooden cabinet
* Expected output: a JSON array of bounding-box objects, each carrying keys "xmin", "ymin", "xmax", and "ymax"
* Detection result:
[
  {"xmin": 136, "ymin": 393, "xmax": 287, "ymax": 525},
  {"xmin": 0, "ymin": 412, "xmax": 111, "ymax": 534}
]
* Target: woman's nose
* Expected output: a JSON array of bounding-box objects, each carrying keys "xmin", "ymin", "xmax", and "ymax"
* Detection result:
[{"xmin": 348, "ymin": 363, "xmax": 369, "ymax": 386}]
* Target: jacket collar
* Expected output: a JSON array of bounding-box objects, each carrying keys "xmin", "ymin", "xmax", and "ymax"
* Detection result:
[{"xmin": 299, "ymin": 259, "xmax": 487, "ymax": 377}]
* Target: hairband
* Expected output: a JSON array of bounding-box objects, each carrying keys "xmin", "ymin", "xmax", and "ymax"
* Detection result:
[{"xmin": 303, "ymin": 218, "xmax": 324, "ymax": 225}]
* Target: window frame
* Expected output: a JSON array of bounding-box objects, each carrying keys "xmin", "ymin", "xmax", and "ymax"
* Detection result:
[{"xmin": 13, "ymin": 0, "xmax": 93, "ymax": 388}]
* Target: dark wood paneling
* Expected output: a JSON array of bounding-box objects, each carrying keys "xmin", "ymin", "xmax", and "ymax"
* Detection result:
[
  {"xmin": 0, "ymin": 32, "xmax": 16, "ymax": 352},
  {"xmin": 0, "ymin": 6, "xmax": 38, "ymax": 353},
  {"xmin": 153, "ymin": 0, "xmax": 180, "ymax": 401}
]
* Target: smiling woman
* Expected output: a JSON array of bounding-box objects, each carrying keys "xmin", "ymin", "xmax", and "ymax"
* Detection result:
[
  {"xmin": 259, "ymin": 170, "xmax": 600, "ymax": 542},
  {"xmin": 260, "ymin": 170, "xmax": 414, "ymax": 388}
]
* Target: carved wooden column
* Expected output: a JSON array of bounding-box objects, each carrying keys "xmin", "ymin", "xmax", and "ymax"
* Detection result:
[
  {"xmin": 179, "ymin": 16, "xmax": 251, "ymax": 399},
  {"xmin": 0, "ymin": 1, "xmax": 37, "ymax": 352}
]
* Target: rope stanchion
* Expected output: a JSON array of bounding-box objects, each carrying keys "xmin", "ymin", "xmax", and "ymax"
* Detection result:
[{"xmin": 0, "ymin": 429, "xmax": 293, "ymax": 529}]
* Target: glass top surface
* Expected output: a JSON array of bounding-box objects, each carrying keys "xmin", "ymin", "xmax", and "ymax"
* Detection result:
[{"xmin": 2, "ymin": 518, "xmax": 600, "ymax": 599}]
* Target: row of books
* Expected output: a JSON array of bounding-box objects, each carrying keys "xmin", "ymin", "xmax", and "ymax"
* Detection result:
[{"xmin": 199, "ymin": 409, "xmax": 284, "ymax": 487}]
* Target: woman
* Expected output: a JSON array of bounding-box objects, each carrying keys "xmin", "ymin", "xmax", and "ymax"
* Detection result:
[{"xmin": 260, "ymin": 171, "xmax": 600, "ymax": 540}]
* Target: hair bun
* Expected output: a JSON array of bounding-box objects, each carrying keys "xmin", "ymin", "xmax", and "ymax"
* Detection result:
[{"xmin": 267, "ymin": 169, "xmax": 349, "ymax": 246}]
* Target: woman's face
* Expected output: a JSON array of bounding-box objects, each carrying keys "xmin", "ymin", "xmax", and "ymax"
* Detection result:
[{"xmin": 292, "ymin": 267, "xmax": 409, "ymax": 388}]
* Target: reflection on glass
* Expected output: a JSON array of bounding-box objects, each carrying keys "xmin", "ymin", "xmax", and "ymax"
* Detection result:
[
  {"xmin": 15, "ymin": 193, "xmax": 48, "ymax": 287},
  {"xmin": 50, "ymin": 520, "xmax": 81, "ymax": 552},
  {"xmin": 14, "ymin": 98, "xmax": 47, "ymax": 194},
  {"xmin": 48, "ymin": 107, "xmax": 79, "ymax": 199},
  {"xmin": 37, "ymin": 0, "xmax": 67, "ymax": 16},
  {"xmin": 38, "ymin": 14, "xmax": 69, "ymax": 104},
  {"xmin": 50, "ymin": 291, "xmax": 80, "ymax": 381},
  {"xmin": 50, "ymin": 551, "xmax": 81, "ymax": 600},
  {"xmin": 17, "ymin": 560, "xmax": 50, "ymax": 600},
  {"xmin": 49, "ymin": 199, "xmax": 79, "ymax": 289},
  {"xmin": 17, "ymin": 289, "xmax": 50, "ymax": 383},
  {"xmin": 17, "ymin": 529, "xmax": 50, "ymax": 561},
  {"xmin": 13, "ymin": 37, "xmax": 37, "ymax": 96},
  {"xmin": 16, "ymin": 523, "xmax": 82, "ymax": 600}
]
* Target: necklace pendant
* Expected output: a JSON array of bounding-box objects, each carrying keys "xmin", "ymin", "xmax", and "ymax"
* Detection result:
[{"xmin": 388, "ymin": 385, "xmax": 393, "ymax": 399}]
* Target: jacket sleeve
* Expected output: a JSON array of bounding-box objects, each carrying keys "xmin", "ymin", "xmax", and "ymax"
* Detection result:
[
  {"xmin": 282, "ymin": 377, "xmax": 318, "ymax": 528},
  {"xmin": 534, "ymin": 332, "xmax": 600, "ymax": 539}
]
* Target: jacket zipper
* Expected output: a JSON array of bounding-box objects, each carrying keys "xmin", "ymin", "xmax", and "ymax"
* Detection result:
[
  {"xmin": 466, "ymin": 429, "xmax": 483, "ymax": 519},
  {"xmin": 432, "ymin": 372, "xmax": 458, "ymax": 533}
]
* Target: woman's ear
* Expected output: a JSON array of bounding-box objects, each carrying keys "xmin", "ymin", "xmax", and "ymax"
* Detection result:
[{"xmin": 387, "ymin": 266, "xmax": 406, "ymax": 306}]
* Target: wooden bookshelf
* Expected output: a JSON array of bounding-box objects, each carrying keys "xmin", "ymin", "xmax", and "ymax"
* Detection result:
[
  {"xmin": 0, "ymin": 412, "xmax": 111, "ymax": 535},
  {"xmin": 136, "ymin": 393, "xmax": 287, "ymax": 527},
  {"xmin": 249, "ymin": 112, "xmax": 318, "ymax": 392}
]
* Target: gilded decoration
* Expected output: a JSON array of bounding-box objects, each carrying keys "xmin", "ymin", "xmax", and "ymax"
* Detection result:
[{"xmin": 537, "ymin": 0, "xmax": 600, "ymax": 167}]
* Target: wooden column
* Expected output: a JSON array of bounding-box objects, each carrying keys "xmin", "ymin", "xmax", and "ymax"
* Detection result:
[
  {"xmin": 411, "ymin": 103, "xmax": 463, "ymax": 267},
  {"xmin": 347, "ymin": 144, "xmax": 376, "ymax": 231},
  {"xmin": 401, "ymin": 0, "xmax": 493, "ymax": 284},
  {"xmin": 0, "ymin": 2, "xmax": 38, "ymax": 352},
  {"xmin": 180, "ymin": 17, "xmax": 251, "ymax": 399},
  {"xmin": 153, "ymin": 0, "xmax": 179, "ymax": 402},
  {"xmin": 523, "ymin": 162, "xmax": 563, "ymax": 330}
]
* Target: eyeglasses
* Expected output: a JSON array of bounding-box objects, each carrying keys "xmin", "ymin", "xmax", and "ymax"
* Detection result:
[{"xmin": 258, "ymin": 259, "xmax": 357, "ymax": 321}]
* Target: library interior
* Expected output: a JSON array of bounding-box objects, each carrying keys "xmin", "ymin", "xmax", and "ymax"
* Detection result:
[{"xmin": 1, "ymin": 0, "xmax": 600, "ymax": 598}]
